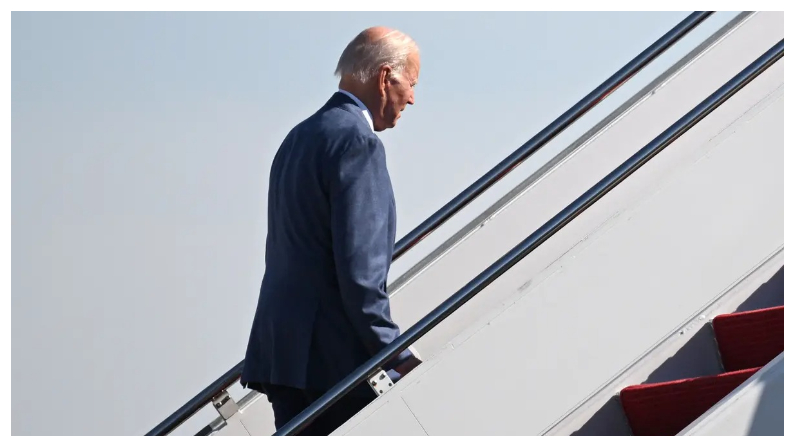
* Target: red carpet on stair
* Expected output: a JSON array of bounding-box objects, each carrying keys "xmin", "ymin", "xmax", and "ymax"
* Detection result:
[
  {"xmin": 712, "ymin": 306, "xmax": 784, "ymax": 371},
  {"xmin": 620, "ymin": 367, "xmax": 760, "ymax": 436}
]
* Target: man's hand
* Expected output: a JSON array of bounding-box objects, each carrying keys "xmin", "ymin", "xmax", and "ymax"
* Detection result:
[{"xmin": 394, "ymin": 354, "xmax": 422, "ymax": 377}]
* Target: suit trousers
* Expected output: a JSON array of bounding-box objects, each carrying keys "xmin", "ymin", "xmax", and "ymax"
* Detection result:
[{"xmin": 255, "ymin": 383, "xmax": 376, "ymax": 436}]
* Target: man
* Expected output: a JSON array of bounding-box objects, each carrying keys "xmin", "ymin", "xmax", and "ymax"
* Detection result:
[{"xmin": 241, "ymin": 26, "xmax": 422, "ymax": 436}]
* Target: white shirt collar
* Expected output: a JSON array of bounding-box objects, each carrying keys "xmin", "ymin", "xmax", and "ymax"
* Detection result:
[{"xmin": 338, "ymin": 89, "xmax": 374, "ymax": 132}]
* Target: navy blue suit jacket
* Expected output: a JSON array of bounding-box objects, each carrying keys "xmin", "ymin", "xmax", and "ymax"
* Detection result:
[{"xmin": 241, "ymin": 92, "xmax": 413, "ymax": 394}]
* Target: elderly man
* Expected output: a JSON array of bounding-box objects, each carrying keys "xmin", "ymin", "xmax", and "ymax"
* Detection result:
[{"xmin": 241, "ymin": 26, "xmax": 422, "ymax": 435}]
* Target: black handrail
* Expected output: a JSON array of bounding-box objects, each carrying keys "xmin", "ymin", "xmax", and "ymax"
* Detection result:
[
  {"xmin": 146, "ymin": 360, "xmax": 244, "ymax": 436},
  {"xmin": 146, "ymin": 11, "xmax": 713, "ymax": 436},
  {"xmin": 274, "ymin": 39, "xmax": 783, "ymax": 436}
]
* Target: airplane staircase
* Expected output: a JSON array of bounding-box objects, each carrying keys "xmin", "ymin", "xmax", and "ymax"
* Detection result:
[{"xmin": 145, "ymin": 11, "xmax": 784, "ymax": 437}]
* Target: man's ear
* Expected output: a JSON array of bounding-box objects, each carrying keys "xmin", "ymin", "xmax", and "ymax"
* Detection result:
[{"xmin": 378, "ymin": 66, "xmax": 391, "ymax": 97}]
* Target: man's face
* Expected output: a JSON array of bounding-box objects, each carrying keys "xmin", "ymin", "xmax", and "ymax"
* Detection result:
[{"xmin": 375, "ymin": 53, "xmax": 419, "ymax": 131}]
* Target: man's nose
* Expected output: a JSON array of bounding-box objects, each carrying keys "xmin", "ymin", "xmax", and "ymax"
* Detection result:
[{"xmin": 407, "ymin": 92, "xmax": 415, "ymax": 105}]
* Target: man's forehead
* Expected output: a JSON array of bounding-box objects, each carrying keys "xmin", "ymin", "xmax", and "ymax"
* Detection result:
[{"xmin": 408, "ymin": 52, "xmax": 420, "ymax": 68}]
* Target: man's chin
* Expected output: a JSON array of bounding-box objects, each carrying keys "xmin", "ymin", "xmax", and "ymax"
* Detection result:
[
  {"xmin": 374, "ymin": 124, "xmax": 394, "ymax": 132},
  {"xmin": 374, "ymin": 116, "xmax": 400, "ymax": 132}
]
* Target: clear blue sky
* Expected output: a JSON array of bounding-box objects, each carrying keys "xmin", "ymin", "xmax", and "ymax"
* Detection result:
[{"xmin": 11, "ymin": 11, "xmax": 739, "ymax": 435}]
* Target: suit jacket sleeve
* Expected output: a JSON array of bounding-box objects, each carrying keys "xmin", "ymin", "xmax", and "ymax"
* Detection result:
[{"xmin": 328, "ymin": 134, "xmax": 414, "ymax": 371}]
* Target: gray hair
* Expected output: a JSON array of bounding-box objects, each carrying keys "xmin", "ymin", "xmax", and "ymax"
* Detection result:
[{"xmin": 334, "ymin": 29, "xmax": 418, "ymax": 83}]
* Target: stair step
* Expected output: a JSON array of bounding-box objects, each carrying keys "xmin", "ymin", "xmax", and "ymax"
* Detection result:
[
  {"xmin": 712, "ymin": 305, "xmax": 783, "ymax": 371},
  {"xmin": 619, "ymin": 367, "xmax": 760, "ymax": 436}
]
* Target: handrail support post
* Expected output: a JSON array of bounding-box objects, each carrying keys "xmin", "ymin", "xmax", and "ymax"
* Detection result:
[
  {"xmin": 367, "ymin": 369, "xmax": 394, "ymax": 396},
  {"xmin": 211, "ymin": 390, "xmax": 240, "ymax": 421}
]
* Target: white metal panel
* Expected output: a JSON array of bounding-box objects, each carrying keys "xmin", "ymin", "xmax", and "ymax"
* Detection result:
[
  {"xmin": 680, "ymin": 353, "xmax": 784, "ymax": 436},
  {"xmin": 237, "ymin": 394, "xmax": 275, "ymax": 436},
  {"xmin": 337, "ymin": 52, "xmax": 783, "ymax": 435},
  {"xmin": 335, "ymin": 396, "xmax": 429, "ymax": 436}
]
